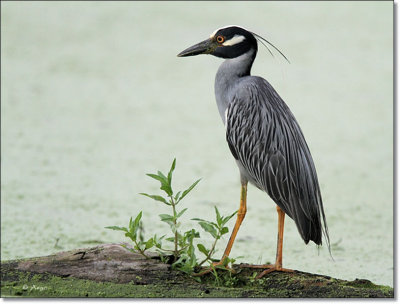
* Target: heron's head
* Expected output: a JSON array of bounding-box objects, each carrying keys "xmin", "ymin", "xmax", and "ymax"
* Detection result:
[
  {"xmin": 177, "ymin": 25, "xmax": 258, "ymax": 59},
  {"xmin": 177, "ymin": 25, "xmax": 290, "ymax": 63}
]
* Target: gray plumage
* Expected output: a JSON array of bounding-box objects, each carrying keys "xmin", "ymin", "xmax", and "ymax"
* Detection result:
[
  {"xmin": 178, "ymin": 26, "xmax": 329, "ymax": 248},
  {"xmin": 224, "ymin": 76, "xmax": 327, "ymax": 244}
]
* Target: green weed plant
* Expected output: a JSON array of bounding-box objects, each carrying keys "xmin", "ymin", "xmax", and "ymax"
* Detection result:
[{"xmin": 106, "ymin": 159, "xmax": 237, "ymax": 275}]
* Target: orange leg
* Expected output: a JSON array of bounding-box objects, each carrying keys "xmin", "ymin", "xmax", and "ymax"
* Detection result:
[
  {"xmin": 221, "ymin": 181, "xmax": 247, "ymax": 259},
  {"xmin": 275, "ymin": 205, "xmax": 285, "ymax": 269},
  {"xmin": 194, "ymin": 182, "xmax": 247, "ymax": 276},
  {"xmin": 240, "ymin": 206, "xmax": 293, "ymax": 279}
]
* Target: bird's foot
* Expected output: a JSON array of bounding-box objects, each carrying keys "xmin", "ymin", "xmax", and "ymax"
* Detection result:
[
  {"xmin": 193, "ymin": 259, "xmax": 235, "ymax": 277},
  {"xmin": 239, "ymin": 263, "xmax": 294, "ymax": 279}
]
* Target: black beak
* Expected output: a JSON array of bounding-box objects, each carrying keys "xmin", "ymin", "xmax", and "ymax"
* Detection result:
[{"xmin": 177, "ymin": 38, "xmax": 215, "ymax": 57}]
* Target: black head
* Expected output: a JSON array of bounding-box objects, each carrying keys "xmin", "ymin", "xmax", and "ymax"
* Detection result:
[{"xmin": 177, "ymin": 26, "xmax": 258, "ymax": 59}]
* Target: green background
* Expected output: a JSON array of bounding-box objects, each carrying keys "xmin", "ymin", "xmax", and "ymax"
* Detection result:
[{"xmin": 1, "ymin": 2, "xmax": 393, "ymax": 287}]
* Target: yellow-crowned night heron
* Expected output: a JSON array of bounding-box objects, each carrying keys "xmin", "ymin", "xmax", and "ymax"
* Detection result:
[{"xmin": 178, "ymin": 25, "xmax": 330, "ymax": 278}]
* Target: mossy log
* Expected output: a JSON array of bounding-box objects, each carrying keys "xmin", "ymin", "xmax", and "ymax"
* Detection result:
[{"xmin": 0, "ymin": 243, "xmax": 393, "ymax": 298}]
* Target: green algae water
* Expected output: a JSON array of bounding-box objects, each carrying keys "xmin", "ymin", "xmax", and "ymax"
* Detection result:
[{"xmin": 1, "ymin": 2, "xmax": 393, "ymax": 288}]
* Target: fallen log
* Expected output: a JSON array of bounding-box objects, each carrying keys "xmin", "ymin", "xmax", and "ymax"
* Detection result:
[{"xmin": 0, "ymin": 243, "xmax": 393, "ymax": 298}]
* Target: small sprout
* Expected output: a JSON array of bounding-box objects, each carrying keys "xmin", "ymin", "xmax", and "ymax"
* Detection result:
[
  {"xmin": 106, "ymin": 211, "xmax": 151, "ymax": 259},
  {"xmin": 192, "ymin": 207, "xmax": 238, "ymax": 267},
  {"xmin": 105, "ymin": 158, "xmax": 238, "ymax": 275},
  {"xmin": 140, "ymin": 158, "xmax": 201, "ymax": 264}
]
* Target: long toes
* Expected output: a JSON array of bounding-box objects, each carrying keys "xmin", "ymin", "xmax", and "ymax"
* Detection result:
[
  {"xmin": 193, "ymin": 261, "xmax": 235, "ymax": 277},
  {"xmin": 256, "ymin": 268, "xmax": 276, "ymax": 279},
  {"xmin": 193, "ymin": 268, "xmax": 213, "ymax": 277},
  {"xmin": 239, "ymin": 263, "xmax": 274, "ymax": 269},
  {"xmin": 256, "ymin": 267, "xmax": 294, "ymax": 279},
  {"xmin": 194, "ymin": 262, "xmax": 292, "ymax": 278},
  {"xmin": 193, "ymin": 263, "xmax": 222, "ymax": 276},
  {"xmin": 281, "ymin": 267, "xmax": 294, "ymax": 273}
]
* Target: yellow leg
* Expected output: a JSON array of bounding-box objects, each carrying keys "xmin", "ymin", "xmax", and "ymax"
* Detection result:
[
  {"xmin": 275, "ymin": 205, "xmax": 285, "ymax": 269},
  {"xmin": 240, "ymin": 205, "xmax": 293, "ymax": 279},
  {"xmin": 194, "ymin": 182, "xmax": 247, "ymax": 276},
  {"xmin": 221, "ymin": 182, "xmax": 247, "ymax": 259}
]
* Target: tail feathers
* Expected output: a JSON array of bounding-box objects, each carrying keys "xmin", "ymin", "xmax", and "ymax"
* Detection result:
[
  {"xmin": 287, "ymin": 195, "xmax": 330, "ymax": 253},
  {"xmin": 292, "ymin": 202, "xmax": 323, "ymax": 245}
]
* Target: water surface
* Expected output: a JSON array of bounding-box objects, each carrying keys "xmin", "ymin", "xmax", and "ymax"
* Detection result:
[{"xmin": 1, "ymin": 2, "xmax": 393, "ymax": 287}]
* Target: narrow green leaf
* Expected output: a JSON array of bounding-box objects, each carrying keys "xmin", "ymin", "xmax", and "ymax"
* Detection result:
[
  {"xmin": 221, "ymin": 210, "xmax": 238, "ymax": 226},
  {"xmin": 192, "ymin": 218, "xmax": 218, "ymax": 228},
  {"xmin": 135, "ymin": 242, "xmax": 145, "ymax": 252},
  {"xmin": 191, "ymin": 217, "xmax": 206, "ymax": 222},
  {"xmin": 172, "ymin": 255, "xmax": 186, "ymax": 268},
  {"xmin": 133, "ymin": 212, "xmax": 142, "ymax": 231},
  {"xmin": 160, "ymin": 184, "xmax": 173, "ymax": 196},
  {"xmin": 185, "ymin": 228, "xmax": 200, "ymax": 239},
  {"xmin": 147, "ymin": 173, "xmax": 172, "ymax": 196},
  {"xmin": 224, "ymin": 257, "xmax": 236, "ymax": 266},
  {"xmin": 176, "ymin": 208, "xmax": 188, "ymax": 219},
  {"xmin": 167, "ymin": 158, "xmax": 176, "ymax": 187},
  {"xmin": 159, "ymin": 213, "xmax": 174, "ymax": 222},
  {"xmin": 165, "ymin": 237, "xmax": 175, "ymax": 242},
  {"xmin": 174, "ymin": 191, "xmax": 181, "ymax": 202},
  {"xmin": 220, "ymin": 226, "xmax": 229, "ymax": 236},
  {"xmin": 157, "ymin": 171, "xmax": 168, "ymax": 183},
  {"xmin": 128, "ymin": 217, "xmax": 133, "ymax": 232},
  {"xmin": 176, "ymin": 232, "xmax": 184, "ymax": 242},
  {"xmin": 171, "ymin": 224, "xmax": 178, "ymax": 233},
  {"xmin": 152, "ymin": 234, "xmax": 165, "ymax": 247},
  {"xmin": 134, "ymin": 211, "xmax": 143, "ymax": 223},
  {"xmin": 197, "ymin": 244, "xmax": 209, "ymax": 256},
  {"xmin": 179, "ymin": 179, "xmax": 201, "ymax": 202},
  {"xmin": 210, "ymin": 222, "xmax": 219, "ymax": 229},
  {"xmin": 104, "ymin": 226, "xmax": 128, "ymax": 232},
  {"xmin": 138, "ymin": 221, "xmax": 144, "ymax": 242},
  {"xmin": 214, "ymin": 206, "xmax": 222, "ymax": 226},
  {"xmin": 139, "ymin": 193, "xmax": 170, "ymax": 205},
  {"xmin": 145, "ymin": 238, "xmax": 154, "ymax": 250},
  {"xmin": 157, "ymin": 234, "xmax": 166, "ymax": 242},
  {"xmin": 159, "ymin": 213, "xmax": 174, "ymax": 227},
  {"xmin": 153, "ymin": 234, "xmax": 165, "ymax": 248},
  {"xmin": 199, "ymin": 222, "xmax": 218, "ymax": 238},
  {"xmin": 146, "ymin": 173, "xmax": 165, "ymax": 184},
  {"xmin": 127, "ymin": 212, "xmax": 142, "ymax": 236},
  {"xmin": 219, "ymin": 258, "xmax": 231, "ymax": 268},
  {"xmin": 125, "ymin": 232, "xmax": 136, "ymax": 242}
]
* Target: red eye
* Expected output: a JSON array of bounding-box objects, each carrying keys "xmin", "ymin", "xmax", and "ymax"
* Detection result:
[{"xmin": 216, "ymin": 35, "xmax": 225, "ymax": 43}]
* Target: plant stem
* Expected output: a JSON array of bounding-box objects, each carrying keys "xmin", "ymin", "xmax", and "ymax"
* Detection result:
[
  {"xmin": 170, "ymin": 196, "xmax": 179, "ymax": 262},
  {"xmin": 198, "ymin": 234, "xmax": 220, "ymax": 267},
  {"xmin": 133, "ymin": 241, "xmax": 151, "ymax": 259}
]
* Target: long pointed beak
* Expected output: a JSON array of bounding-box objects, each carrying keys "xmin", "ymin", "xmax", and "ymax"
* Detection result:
[{"xmin": 177, "ymin": 38, "xmax": 215, "ymax": 57}]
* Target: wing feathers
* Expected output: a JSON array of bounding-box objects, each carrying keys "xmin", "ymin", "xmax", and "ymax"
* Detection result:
[{"xmin": 225, "ymin": 77, "xmax": 329, "ymax": 247}]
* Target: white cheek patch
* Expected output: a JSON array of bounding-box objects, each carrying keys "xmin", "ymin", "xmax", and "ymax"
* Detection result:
[{"xmin": 222, "ymin": 35, "xmax": 246, "ymax": 46}]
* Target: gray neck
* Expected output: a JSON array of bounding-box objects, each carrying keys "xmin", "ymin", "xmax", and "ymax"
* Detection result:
[{"xmin": 214, "ymin": 49, "xmax": 256, "ymax": 124}]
